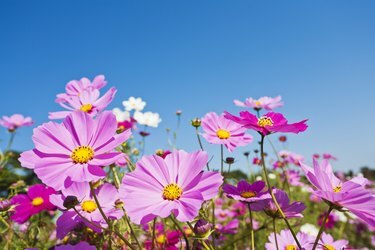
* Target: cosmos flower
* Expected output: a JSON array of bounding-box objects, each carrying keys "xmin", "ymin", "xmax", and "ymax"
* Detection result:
[
  {"xmin": 281, "ymin": 170, "xmax": 304, "ymax": 187},
  {"xmin": 233, "ymin": 96, "xmax": 283, "ymax": 111},
  {"xmin": 215, "ymin": 219, "xmax": 240, "ymax": 235},
  {"xmin": 318, "ymin": 212, "xmax": 338, "ymax": 229},
  {"xmin": 279, "ymin": 150, "xmax": 304, "ymax": 166},
  {"xmin": 201, "ymin": 112, "xmax": 253, "ymax": 152},
  {"xmin": 133, "ymin": 111, "xmax": 161, "ymax": 128},
  {"xmin": 223, "ymin": 180, "xmax": 269, "ymax": 204},
  {"xmin": 317, "ymin": 233, "xmax": 348, "ymax": 250},
  {"xmin": 120, "ymin": 150, "xmax": 223, "ymax": 224},
  {"xmin": 49, "ymin": 88, "xmax": 117, "ymax": 119},
  {"xmin": 50, "ymin": 182, "xmax": 122, "ymax": 239},
  {"xmin": 144, "ymin": 229, "xmax": 181, "ymax": 250},
  {"xmin": 300, "ymin": 159, "xmax": 375, "ymax": 227},
  {"xmin": 19, "ymin": 111, "xmax": 131, "ymax": 190},
  {"xmin": 265, "ymin": 229, "xmax": 313, "ymax": 250},
  {"xmin": 54, "ymin": 241, "xmax": 96, "ymax": 250},
  {"xmin": 122, "ymin": 97, "xmax": 146, "ymax": 111},
  {"xmin": 56, "ymin": 75, "xmax": 107, "ymax": 103},
  {"xmin": 215, "ymin": 208, "xmax": 236, "ymax": 222},
  {"xmin": 10, "ymin": 184, "xmax": 56, "ymax": 224},
  {"xmin": 112, "ymin": 107, "xmax": 136, "ymax": 131},
  {"xmin": 224, "ymin": 111, "xmax": 308, "ymax": 136},
  {"xmin": 251, "ymin": 189, "xmax": 306, "ymax": 219},
  {"xmin": 0, "ymin": 114, "xmax": 33, "ymax": 131}
]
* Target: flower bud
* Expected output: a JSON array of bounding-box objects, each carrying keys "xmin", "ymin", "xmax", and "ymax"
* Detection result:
[
  {"xmin": 279, "ymin": 135, "xmax": 287, "ymax": 142},
  {"xmin": 194, "ymin": 219, "xmax": 211, "ymax": 237},
  {"xmin": 243, "ymin": 152, "xmax": 250, "ymax": 157},
  {"xmin": 139, "ymin": 131, "xmax": 150, "ymax": 137},
  {"xmin": 191, "ymin": 118, "xmax": 201, "ymax": 128},
  {"xmin": 225, "ymin": 157, "xmax": 235, "ymax": 164},
  {"xmin": 176, "ymin": 110, "xmax": 182, "ymax": 116},
  {"xmin": 63, "ymin": 196, "xmax": 79, "ymax": 209},
  {"xmin": 0, "ymin": 199, "xmax": 12, "ymax": 212}
]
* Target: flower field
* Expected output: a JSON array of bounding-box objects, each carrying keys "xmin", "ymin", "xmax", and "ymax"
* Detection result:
[{"xmin": 0, "ymin": 75, "xmax": 374, "ymax": 249}]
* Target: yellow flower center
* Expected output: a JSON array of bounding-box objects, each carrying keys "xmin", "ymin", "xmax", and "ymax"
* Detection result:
[
  {"xmin": 156, "ymin": 234, "xmax": 166, "ymax": 244},
  {"xmin": 333, "ymin": 185, "xmax": 342, "ymax": 193},
  {"xmin": 285, "ymin": 245, "xmax": 297, "ymax": 250},
  {"xmin": 80, "ymin": 104, "xmax": 93, "ymax": 113},
  {"xmin": 162, "ymin": 183, "xmax": 182, "ymax": 201},
  {"xmin": 31, "ymin": 197, "xmax": 44, "ymax": 206},
  {"xmin": 257, "ymin": 116, "xmax": 274, "ymax": 127},
  {"xmin": 81, "ymin": 200, "xmax": 97, "ymax": 213},
  {"xmin": 255, "ymin": 101, "xmax": 262, "ymax": 106},
  {"xmin": 71, "ymin": 146, "xmax": 94, "ymax": 164},
  {"xmin": 240, "ymin": 191, "xmax": 257, "ymax": 198},
  {"xmin": 324, "ymin": 245, "xmax": 335, "ymax": 250},
  {"xmin": 216, "ymin": 129, "xmax": 231, "ymax": 139}
]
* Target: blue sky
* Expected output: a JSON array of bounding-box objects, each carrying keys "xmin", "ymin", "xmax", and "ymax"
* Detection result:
[{"xmin": 0, "ymin": 1, "xmax": 374, "ymax": 172}]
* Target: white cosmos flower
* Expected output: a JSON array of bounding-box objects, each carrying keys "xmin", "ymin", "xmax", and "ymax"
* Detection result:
[
  {"xmin": 122, "ymin": 97, "xmax": 146, "ymax": 111},
  {"xmin": 134, "ymin": 111, "xmax": 161, "ymax": 128},
  {"xmin": 112, "ymin": 108, "xmax": 131, "ymax": 122},
  {"xmin": 300, "ymin": 223, "xmax": 319, "ymax": 237},
  {"xmin": 268, "ymin": 173, "xmax": 276, "ymax": 180}
]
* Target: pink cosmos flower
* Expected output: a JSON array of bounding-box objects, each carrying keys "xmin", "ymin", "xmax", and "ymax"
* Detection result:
[
  {"xmin": 56, "ymin": 75, "xmax": 107, "ymax": 103},
  {"xmin": 231, "ymin": 201, "xmax": 247, "ymax": 216},
  {"xmin": 19, "ymin": 111, "xmax": 131, "ymax": 190},
  {"xmin": 282, "ymin": 170, "xmax": 304, "ymax": 187},
  {"xmin": 233, "ymin": 96, "xmax": 283, "ymax": 111},
  {"xmin": 50, "ymin": 182, "xmax": 122, "ymax": 239},
  {"xmin": 54, "ymin": 241, "xmax": 96, "ymax": 250},
  {"xmin": 251, "ymin": 189, "xmax": 306, "ymax": 219},
  {"xmin": 201, "ymin": 112, "xmax": 253, "ymax": 152},
  {"xmin": 215, "ymin": 219, "xmax": 240, "ymax": 235},
  {"xmin": 0, "ymin": 114, "xmax": 33, "ymax": 131},
  {"xmin": 318, "ymin": 212, "xmax": 338, "ymax": 229},
  {"xmin": 279, "ymin": 150, "xmax": 305, "ymax": 166},
  {"xmin": 144, "ymin": 228, "xmax": 181, "ymax": 250},
  {"xmin": 120, "ymin": 150, "xmax": 223, "ymax": 224},
  {"xmin": 317, "ymin": 233, "xmax": 348, "ymax": 250},
  {"xmin": 224, "ymin": 111, "xmax": 308, "ymax": 136},
  {"xmin": 10, "ymin": 184, "xmax": 56, "ymax": 223},
  {"xmin": 215, "ymin": 208, "xmax": 236, "ymax": 222},
  {"xmin": 49, "ymin": 88, "xmax": 117, "ymax": 119},
  {"xmin": 265, "ymin": 229, "xmax": 313, "ymax": 250},
  {"xmin": 322, "ymin": 153, "xmax": 337, "ymax": 161},
  {"xmin": 300, "ymin": 159, "xmax": 375, "ymax": 227},
  {"xmin": 223, "ymin": 180, "xmax": 270, "ymax": 203}
]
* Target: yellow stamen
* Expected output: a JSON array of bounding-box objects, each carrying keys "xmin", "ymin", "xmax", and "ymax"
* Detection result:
[
  {"xmin": 216, "ymin": 129, "xmax": 231, "ymax": 139},
  {"xmin": 32, "ymin": 197, "xmax": 44, "ymax": 206},
  {"xmin": 163, "ymin": 183, "xmax": 182, "ymax": 201},
  {"xmin": 156, "ymin": 235, "xmax": 166, "ymax": 244},
  {"xmin": 324, "ymin": 245, "xmax": 335, "ymax": 250},
  {"xmin": 81, "ymin": 200, "xmax": 97, "ymax": 213},
  {"xmin": 255, "ymin": 101, "xmax": 262, "ymax": 106},
  {"xmin": 285, "ymin": 245, "xmax": 297, "ymax": 250},
  {"xmin": 333, "ymin": 185, "xmax": 342, "ymax": 193},
  {"xmin": 80, "ymin": 104, "xmax": 93, "ymax": 113},
  {"xmin": 240, "ymin": 191, "xmax": 256, "ymax": 198},
  {"xmin": 257, "ymin": 116, "xmax": 274, "ymax": 127},
  {"xmin": 71, "ymin": 146, "xmax": 94, "ymax": 164}
]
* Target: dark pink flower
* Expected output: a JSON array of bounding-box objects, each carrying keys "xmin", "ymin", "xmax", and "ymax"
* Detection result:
[
  {"xmin": 224, "ymin": 111, "xmax": 308, "ymax": 136},
  {"xmin": 10, "ymin": 184, "xmax": 56, "ymax": 223}
]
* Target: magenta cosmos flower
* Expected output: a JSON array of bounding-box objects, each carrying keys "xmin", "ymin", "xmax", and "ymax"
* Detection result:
[
  {"xmin": 265, "ymin": 229, "xmax": 313, "ymax": 250},
  {"xmin": 300, "ymin": 159, "xmax": 375, "ymax": 227},
  {"xmin": 54, "ymin": 241, "xmax": 96, "ymax": 250},
  {"xmin": 251, "ymin": 189, "xmax": 306, "ymax": 219},
  {"xmin": 19, "ymin": 111, "xmax": 131, "ymax": 190},
  {"xmin": 224, "ymin": 111, "xmax": 308, "ymax": 136},
  {"xmin": 201, "ymin": 112, "xmax": 253, "ymax": 152},
  {"xmin": 50, "ymin": 182, "xmax": 122, "ymax": 239},
  {"xmin": 318, "ymin": 233, "xmax": 348, "ymax": 250},
  {"xmin": 56, "ymin": 75, "xmax": 107, "ymax": 103},
  {"xmin": 233, "ymin": 96, "xmax": 283, "ymax": 111},
  {"xmin": 0, "ymin": 114, "xmax": 33, "ymax": 131},
  {"xmin": 223, "ymin": 180, "xmax": 269, "ymax": 203},
  {"xmin": 10, "ymin": 184, "xmax": 56, "ymax": 223},
  {"xmin": 49, "ymin": 87, "xmax": 117, "ymax": 119},
  {"xmin": 120, "ymin": 150, "xmax": 223, "ymax": 224}
]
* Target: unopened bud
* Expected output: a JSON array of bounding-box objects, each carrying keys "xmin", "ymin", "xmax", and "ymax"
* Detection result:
[
  {"xmin": 63, "ymin": 196, "xmax": 79, "ymax": 209},
  {"xmin": 194, "ymin": 219, "xmax": 211, "ymax": 237},
  {"xmin": 225, "ymin": 157, "xmax": 235, "ymax": 164},
  {"xmin": 191, "ymin": 118, "xmax": 201, "ymax": 128}
]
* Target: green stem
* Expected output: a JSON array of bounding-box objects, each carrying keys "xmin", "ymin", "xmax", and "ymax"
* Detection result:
[
  {"xmin": 195, "ymin": 127, "xmax": 210, "ymax": 170},
  {"xmin": 122, "ymin": 208, "xmax": 142, "ymax": 249},
  {"xmin": 89, "ymin": 182, "xmax": 136, "ymax": 250},
  {"xmin": 260, "ymin": 135, "xmax": 302, "ymax": 249},
  {"xmin": 151, "ymin": 218, "xmax": 156, "ymax": 250},
  {"xmin": 110, "ymin": 165, "xmax": 121, "ymax": 188},
  {"xmin": 272, "ymin": 218, "xmax": 279, "ymax": 250},
  {"xmin": 212, "ymin": 201, "xmax": 216, "ymax": 249},
  {"xmin": 220, "ymin": 144, "xmax": 224, "ymax": 173},
  {"xmin": 312, "ymin": 206, "xmax": 334, "ymax": 250},
  {"xmin": 247, "ymin": 204, "xmax": 255, "ymax": 250},
  {"xmin": 170, "ymin": 215, "xmax": 189, "ymax": 249}
]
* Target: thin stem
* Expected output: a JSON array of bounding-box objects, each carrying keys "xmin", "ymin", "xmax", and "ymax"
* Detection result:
[
  {"xmin": 220, "ymin": 144, "xmax": 224, "ymax": 173},
  {"xmin": 122, "ymin": 207, "xmax": 142, "ymax": 249},
  {"xmin": 151, "ymin": 218, "xmax": 156, "ymax": 250},
  {"xmin": 272, "ymin": 218, "xmax": 279, "ymax": 250},
  {"xmin": 195, "ymin": 127, "xmax": 210, "ymax": 170},
  {"xmin": 110, "ymin": 165, "xmax": 121, "ymax": 188},
  {"xmin": 247, "ymin": 203, "xmax": 255, "ymax": 250},
  {"xmin": 89, "ymin": 182, "xmax": 136, "ymax": 250},
  {"xmin": 260, "ymin": 135, "xmax": 302, "ymax": 249},
  {"xmin": 211, "ymin": 201, "xmax": 216, "ymax": 249},
  {"xmin": 312, "ymin": 206, "xmax": 334, "ymax": 250},
  {"xmin": 170, "ymin": 215, "xmax": 189, "ymax": 249}
]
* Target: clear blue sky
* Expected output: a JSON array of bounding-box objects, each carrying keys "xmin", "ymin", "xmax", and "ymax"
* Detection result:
[{"xmin": 1, "ymin": 1, "xmax": 374, "ymax": 173}]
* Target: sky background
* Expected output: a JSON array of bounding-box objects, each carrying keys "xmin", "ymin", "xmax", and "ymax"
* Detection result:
[{"xmin": 0, "ymin": 1, "xmax": 374, "ymax": 173}]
